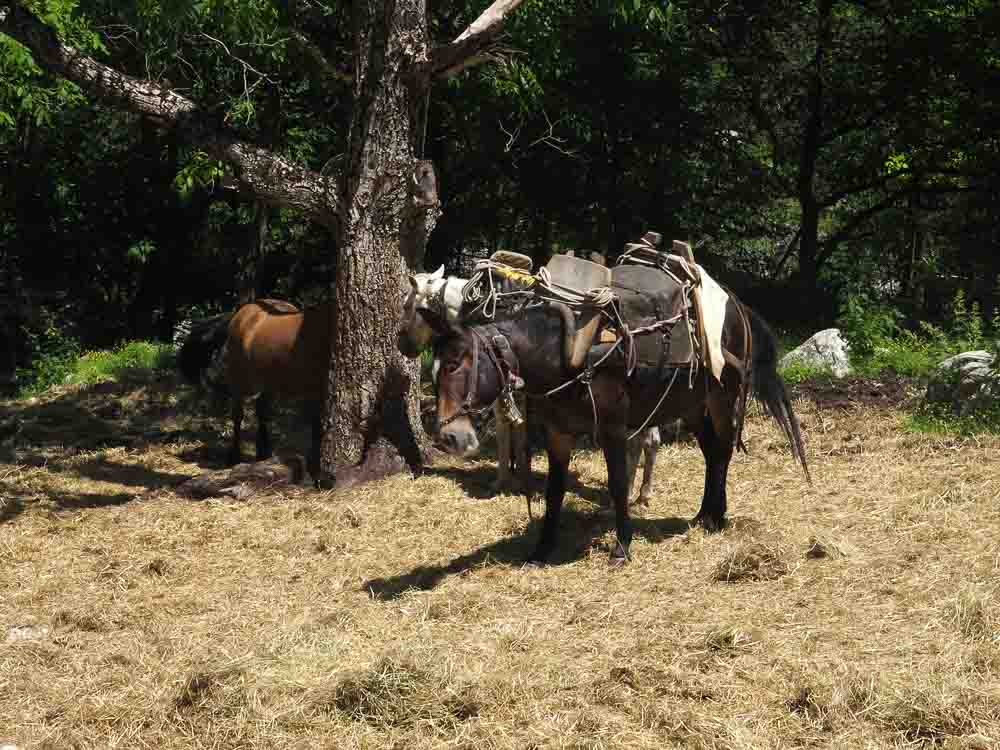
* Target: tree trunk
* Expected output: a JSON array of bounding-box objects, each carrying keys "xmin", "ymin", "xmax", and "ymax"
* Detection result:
[
  {"xmin": 238, "ymin": 200, "xmax": 271, "ymax": 304},
  {"xmin": 320, "ymin": 0, "xmax": 440, "ymax": 481},
  {"xmin": 795, "ymin": 0, "xmax": 832, "ymax": 290}
]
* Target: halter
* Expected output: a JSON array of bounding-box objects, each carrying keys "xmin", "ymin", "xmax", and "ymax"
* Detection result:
[{"xmin": 437, "ymin": 326, "xmax": 522, "ymax": 429}]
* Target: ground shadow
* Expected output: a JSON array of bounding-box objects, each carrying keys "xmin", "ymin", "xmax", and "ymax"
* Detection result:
[
  {"xmin": 65, "ymin": 456, "xmax": 188, "ymax": 491},
  {"xmin": 423, "ymin": 462, "xmax": 610, "ymax": 506},
  {"xmin": 48, "ymin": 491, "xmax": 138, "ymax": 510},
  {"xmin": 362, "ymin": 507, "xmax": 691, "ymax": 600}
]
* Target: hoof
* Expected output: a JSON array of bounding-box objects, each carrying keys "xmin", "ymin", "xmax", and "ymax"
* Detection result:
[
  {"xmin": 691, "ymin": 513, "xmax": 725, "ymax": 533},
  {"xmin": 609, "ymin": 542, "xmax": 631, "ymax": 566},
  {"xmin": 313, "ymin": 472, "xmax": 336, "ymax": 490},
  {"xmin": 526, "ymin": 546, "xmax": 552, "ymax": 566}
]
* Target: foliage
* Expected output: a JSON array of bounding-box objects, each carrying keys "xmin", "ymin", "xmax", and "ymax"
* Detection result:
[
  {"xmin": 837, "ymin": 293, "xmax": 901, "ymax": 360},
  {"xmin": 17, "ymin": 334, "xmax": 175, "ymax": 397},
  {"xmin": 16, "ymin": 326, "xmax": 82, "ymax": 397},
  {"xmin": 1, "ymin": 0, "xmax": 998, "ymax": 369},
  {"xmin": 906, "ymin": 401, "xmax": 1000, "ymax": 437},
  {"xmin": 836, "ymin": 288, "xmax": 1000, "ymax": 378},
  {"xmin": 420, "ymin": 349, "xmax": 435, "ymax": 382},
  {"xmin": 777, "ymin": 359, "xmax": 834, "ymax": 385}
]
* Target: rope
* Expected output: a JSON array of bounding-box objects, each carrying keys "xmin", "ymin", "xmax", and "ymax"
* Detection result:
[
  {"xmin": 628, "ymin": 367, "xmax": 681, "ymax": 441},
  {"xmin": 420, "ymin": 86, "xmax": 430, "ymax": 159}
]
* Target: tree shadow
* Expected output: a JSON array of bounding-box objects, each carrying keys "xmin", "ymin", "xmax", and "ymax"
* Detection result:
[
  {"xmin": 361, "ymin": 506, "xmax": 691, "ymax": 600},
  {"xmin": 48, "ymin": 491, "xmax": 138, "ymax": 510},
  {"xmin": 66, "ymin": 456, "xmax": 188, "ymax": 491}
]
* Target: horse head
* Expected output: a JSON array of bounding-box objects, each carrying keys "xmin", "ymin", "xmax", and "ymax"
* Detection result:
[{"xmin": 398, "ymin": 265, "xmax": 460, "ymax": 358}]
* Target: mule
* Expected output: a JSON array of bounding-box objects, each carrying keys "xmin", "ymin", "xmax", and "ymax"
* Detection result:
[
  {"xmin": 178, "ymin": 299, "xmax": 330, "ymax": 479},
  {"xmin": 399, "ymin": 264, "xmax": 665, "ymax": 503},
  {"xmin": 427, "ymin": 296, "xmax": 809, "ymax": 564}
]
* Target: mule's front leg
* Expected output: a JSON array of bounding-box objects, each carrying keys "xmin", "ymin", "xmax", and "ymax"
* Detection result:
[
  {"xmin": 530, "ymin": 427, "xmax": 574, "ymax": 564},
  {"xmin": 601, "ymin": 428, "xmax": 633, "ymax": 564},
  {"xmin": 493, "ymin": 403, "xmax": 513, "ymax": 492},
  {"xmin": 512, "ymin": 394, "xmax": 531, "ymax": 492}
]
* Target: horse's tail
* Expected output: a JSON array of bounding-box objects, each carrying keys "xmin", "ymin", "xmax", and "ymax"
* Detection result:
[
  {"xmin": 177, "ymin": 312, "xmax": 234, "ymax": 396},
  {"xmin": 746, "ymin": 306, "xmax": 811, "ymax": 482}
]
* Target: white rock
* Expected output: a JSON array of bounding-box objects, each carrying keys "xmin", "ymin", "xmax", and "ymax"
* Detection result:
[
  {"xmin": 779, "ymin": 328, "xmax": 853, "ymax": 378},
  {"xmin": 926, "ymin": 350, "xmax": 1000, "ymax": 415}
]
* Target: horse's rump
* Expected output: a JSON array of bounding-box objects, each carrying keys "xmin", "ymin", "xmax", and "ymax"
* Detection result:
[{"xmin": 226, "ymin": 299, "xmax": 330, "ymax": 399}]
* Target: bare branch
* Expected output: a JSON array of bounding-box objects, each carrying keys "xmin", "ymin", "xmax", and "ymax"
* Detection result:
[
  {"xmin": 429, "ymin": 0, "xmax": 528, "ymax": 77},
  {"xmin": 1, "ymin": 1, "xmax": 340, "ymax": 228}
]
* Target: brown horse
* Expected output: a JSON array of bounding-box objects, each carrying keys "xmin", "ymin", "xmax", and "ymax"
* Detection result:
[
  {"xmin": 426, "ymin": 294, "xmax": 809, "ymax": 565},
  {"xmin": 178, "ymin": 299, "xmax": 330, "ymax": 478}
]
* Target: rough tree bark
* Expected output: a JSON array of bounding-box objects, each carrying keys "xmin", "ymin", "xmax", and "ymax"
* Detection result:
[{"xmin": 1, "ymin": 0, "xmax": 527, "ymax": 485}]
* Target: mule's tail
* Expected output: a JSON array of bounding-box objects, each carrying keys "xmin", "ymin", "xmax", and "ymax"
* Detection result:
[
  {"xmin": 177, "ymin": 312, "xmax": 234, "ymax": 396},
  {"xmin": 746, "ymin": 306, "xmax": 811, "ymax": 482}
]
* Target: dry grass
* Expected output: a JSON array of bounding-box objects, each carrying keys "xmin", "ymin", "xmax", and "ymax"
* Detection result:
[{"xmin": 4, "ymin": 372, "xmax": 1000, "ymax": 748}]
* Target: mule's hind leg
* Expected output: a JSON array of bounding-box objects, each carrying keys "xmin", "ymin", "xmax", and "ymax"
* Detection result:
[
  {"xmin": 228, "ymin": 398, "xmax": 244, "ymax": 466},
  {"xmin": 624, "ymin": 437, "xmax": 642, "ymax": 504},
  {"xmin": 687, "ymin": 412, "xmax": 734, "ymax": 532},
  {"xmin": 530, "ymin": 427, "xmax": 575, "ymax": 564},
  {"xmin": 636, "ymin": 426, "xmax": 661, "ymax": 507},
  {"xmin": 255, "ymin": 392, "xmax": 274, "ymax": 461},
  {"xmin": 601, "ymin": 426, "xmax": 633, "ymax": 564}
]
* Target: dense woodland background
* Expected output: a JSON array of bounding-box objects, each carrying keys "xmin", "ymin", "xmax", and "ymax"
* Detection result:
[{"xmin": 1, "ymin": 0, "xmax": 998, "ymax": 388}]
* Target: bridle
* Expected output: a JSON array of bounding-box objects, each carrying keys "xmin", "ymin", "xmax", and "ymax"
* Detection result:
[{"xmin": 437, "ymin": 325, "xmax": 522, "ymax": 429}]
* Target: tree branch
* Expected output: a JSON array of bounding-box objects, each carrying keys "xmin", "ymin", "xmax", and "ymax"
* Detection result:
[
  {"xmin": 285, "ymin": 27, "xmax": 352, "ymax": 87},
  {"xmin": 1, "ymin": 2, "xmax": 340, "ymax": 228},
  {"xmin": 429, "ymin": 0, "xmax": 528, "ymax": 77}
]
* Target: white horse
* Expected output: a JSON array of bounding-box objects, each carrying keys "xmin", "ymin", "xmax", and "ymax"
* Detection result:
[{"xmin": 404, "ymin": 265, "xmax": 665, "ymax": 505}]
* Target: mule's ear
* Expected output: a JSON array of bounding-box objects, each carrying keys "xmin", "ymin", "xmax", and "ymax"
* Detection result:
[
  {"xmin": 407, "ymin": 274, "xmax": 418, "ymax": 291},
  {"xmin": 430, "ymin": 265, "xmax": 445, "ymax": 280}
]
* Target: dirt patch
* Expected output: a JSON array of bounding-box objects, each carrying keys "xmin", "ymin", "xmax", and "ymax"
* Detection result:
[
  {"xmin": 790, "ymin": 371, "xmax": 920, "ymax": 410},
  {"xmin": 789, "ymin": 372, "xmax": 923, "ymax": 409}
]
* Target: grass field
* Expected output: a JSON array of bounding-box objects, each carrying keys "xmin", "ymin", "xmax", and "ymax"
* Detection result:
[{"xmin": 2, "ymin": 371, "xmax": 1000, "ymax": 749}]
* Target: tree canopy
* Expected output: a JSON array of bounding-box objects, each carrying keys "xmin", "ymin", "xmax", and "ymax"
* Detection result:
[{"xmin": 1, "ymin": 0, "xmax": 997, "ymax": 354}]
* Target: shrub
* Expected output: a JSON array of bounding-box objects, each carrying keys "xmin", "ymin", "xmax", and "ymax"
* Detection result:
[
  {"xmin": 73, "ymin": 341, "xmax": 176, "ymax": 385},
  {"xmin": 836, "ymin": 291, "xmax": 899, "ymax": 360},
  {"xmin": 16, "ymin": 335, "xmax": 175, "ymax": 397},
  {"xmin": 778, "ymin": 359, "xmax": 834, "ymax": 384},
  {"xmin": 16, "ymin": 326, "xmax": 82, "ymax": 397}
]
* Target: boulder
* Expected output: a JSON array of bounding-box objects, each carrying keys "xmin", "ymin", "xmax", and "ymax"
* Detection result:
[
  {"xmin": 926, "ymin": 350, "xmax": 1000, "ymax": 415},
  {"xmin": 780, "ymin": 328, "xmax": 852, "ymax": 378}
]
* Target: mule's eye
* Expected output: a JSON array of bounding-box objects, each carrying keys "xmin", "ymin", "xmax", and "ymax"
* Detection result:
[{"xmin": 442, "ymin": 359, "xmax": 460, "ymax": 374}]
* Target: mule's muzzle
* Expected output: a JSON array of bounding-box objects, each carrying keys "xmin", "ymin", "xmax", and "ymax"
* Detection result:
[{"xmin": 438, "ymin": 421, "xmax": 480, "ymax": 458}]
